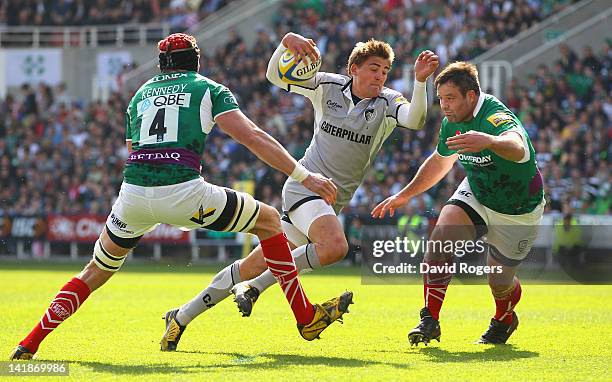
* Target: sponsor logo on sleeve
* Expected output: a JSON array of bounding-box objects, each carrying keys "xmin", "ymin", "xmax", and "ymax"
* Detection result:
[
  {"xmin": 394, "ymin": 96, "xmax": 408, "ymax": 104},
  {"xmin": 486, "ymin": 112, "xmax": 513, "ymax": 127},
  {"xmin": 224, "ymin": 95, "xmax": 237, "ymax": 105}
]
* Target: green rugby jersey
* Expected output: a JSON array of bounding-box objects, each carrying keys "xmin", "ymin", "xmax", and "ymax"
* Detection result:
[
  {"xmin": 437, "ymin": 93, "xmax": 544, "ymax": 215},
  {"xmin": 124, "ymin": 71, "xmax": 239, "ymax": 186}
]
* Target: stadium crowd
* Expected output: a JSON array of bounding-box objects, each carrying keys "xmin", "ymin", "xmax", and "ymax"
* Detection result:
[
  {"xmin": 0, "ymin": 0, "xmax": 230, "ymax": 29},
  {"xmin": 0, "ymin": 0, "xmax": 609, "ymax": 239}
]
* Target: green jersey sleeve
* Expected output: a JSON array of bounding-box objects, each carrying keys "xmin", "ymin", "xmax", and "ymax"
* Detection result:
[
  {"xmin": 436, "ymin": 119, "xmax": 454, "ymax": 156},
  {"xmin": 483, "ymin": 111, "xmax": 520, "ymax": 136},
  {"xmin": 211, "ymin": 85, "xmax": 240, "ymax": 120}
]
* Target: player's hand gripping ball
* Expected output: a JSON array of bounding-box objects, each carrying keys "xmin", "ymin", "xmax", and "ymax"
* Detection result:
[{"xmin": 278, "ymin": 47, "xmax": 322, "ymax": 84}]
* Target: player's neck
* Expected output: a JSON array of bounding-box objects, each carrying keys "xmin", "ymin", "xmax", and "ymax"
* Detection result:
[
  {"xmin": 458, "ymin": 114, "xmax": 475, "ymax": 123},
  {"xmin": 350, "ymin": 83, "xmax": 369, "ymax": 101}
]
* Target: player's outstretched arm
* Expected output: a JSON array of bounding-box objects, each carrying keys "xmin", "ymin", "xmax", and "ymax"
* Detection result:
[
  {"xmin": 445, "ymin": 130, "xmax": 526, "ymax": 162},
  {"xmin": 266, "ymin": 33, "xmax": 319, "ymax": 90},
  {"xmin": 216, "ymin": 109, "xmax": 337, "ymax": 205},
  {"xmin": 397, "ymin": 50, "xmax": 439, "ymax": 130},
  {"xmin": 371, "ymin": 151, "xmax": 456, "ymax": 218}
]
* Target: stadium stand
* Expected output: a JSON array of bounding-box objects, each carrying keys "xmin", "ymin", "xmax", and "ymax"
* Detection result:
[
  {"xmin": 0, "ymin": 0, "xmax": 230, "ymax": 28},
  {"xmin": 0, "ymin": 0, "xmax": 609, "ymax": 248}
]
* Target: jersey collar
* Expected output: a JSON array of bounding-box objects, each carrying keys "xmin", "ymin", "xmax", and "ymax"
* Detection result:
[
  {"xmin": 342, "ymin": 78, "xmax": 353, "ymax": 100},
  {"xmin": 343, "ymin": 78, "xmax": 377, "ymax": 105},
  {"xmin": 473, "ymin": 92, "xmax": 486, "ymax": 117}
]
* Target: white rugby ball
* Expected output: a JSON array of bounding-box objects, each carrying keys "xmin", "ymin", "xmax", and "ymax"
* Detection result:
[{"xmin": 278, "ymin": 47, "xmax": 322, "ymax": 84}]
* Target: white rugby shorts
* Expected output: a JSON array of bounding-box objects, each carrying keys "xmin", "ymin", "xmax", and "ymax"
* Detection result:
[
  {"xmin": 448, "ymin": 178, "xmax": 545, "ymax": 263},
  {"xmin": 106, "ymin": 178, "xmax": 260, "ymax": 239},
  {"xmin": 281, "ymin": 198, "xmax": 336, "ymax": 246}
]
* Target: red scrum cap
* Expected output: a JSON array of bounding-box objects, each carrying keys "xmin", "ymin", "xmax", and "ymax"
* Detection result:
[{"xmin": 158, "ymin": 33, "xmax": 199, "ymax": 54}]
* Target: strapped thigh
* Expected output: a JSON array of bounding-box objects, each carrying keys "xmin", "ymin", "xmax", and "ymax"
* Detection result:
[
  {"xmin": 92, "ymin": 239, "xmax": 127, "ymax": 272},
  {"xmin": 205, "ymin": 188, "xmax": 260, "ymax": 233}
]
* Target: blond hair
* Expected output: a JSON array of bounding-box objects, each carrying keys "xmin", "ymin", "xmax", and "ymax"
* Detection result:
[{"xmin": 347, "ymin": 39, "xmax": 394, "ymax": 75}]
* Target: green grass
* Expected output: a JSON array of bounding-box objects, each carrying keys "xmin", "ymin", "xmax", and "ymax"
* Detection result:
[{"xmin": 0, "ymin": 261, "xmax": 610, "ymax": 381}]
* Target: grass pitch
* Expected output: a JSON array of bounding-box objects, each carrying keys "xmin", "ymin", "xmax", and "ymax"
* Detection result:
[{"xmin": 0, "ymin": 261, "xmax": 609, "ymax": 381}]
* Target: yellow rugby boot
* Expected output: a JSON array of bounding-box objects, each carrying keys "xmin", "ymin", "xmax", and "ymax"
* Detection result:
[
  {"xmin": 160, "ymin": 309, "xmax": 186, "ymax": 351},
  {"xmin": 297, "ymin": 291, "xmax": 353, "ymax": 341}
]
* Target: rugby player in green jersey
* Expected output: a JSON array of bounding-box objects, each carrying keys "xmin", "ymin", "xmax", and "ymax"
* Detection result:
[
  {"xmin": 10, "ymin": 33, "xmax": 350, "ymax": 360},
  {"xmin": 372, "ymin": 62, "xmax": 545, "ymax": 345}
]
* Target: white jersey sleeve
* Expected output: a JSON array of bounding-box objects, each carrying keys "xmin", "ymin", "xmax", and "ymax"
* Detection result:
[
  {"xmin": 394, "ymin": 80, "xmax": 427, "ymax": 130},
  {"xmin": 266, "ymin": 42, "xmax": 291, "ymax": 90}
]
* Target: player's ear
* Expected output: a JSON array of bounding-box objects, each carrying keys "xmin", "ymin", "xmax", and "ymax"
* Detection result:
[{"xmin": 466, "ymin": 89, "xmax": 477, "ymax": 104}]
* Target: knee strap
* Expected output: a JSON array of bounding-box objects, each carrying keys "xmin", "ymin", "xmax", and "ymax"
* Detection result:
[{"xmin": 92, "ymin": 240, "xmax": 127, "ymax": 272}]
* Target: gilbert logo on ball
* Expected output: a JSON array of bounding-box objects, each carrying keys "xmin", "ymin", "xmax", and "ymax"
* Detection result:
[{"xmin": 278, "ymin": 47, "xmax": 322, "ymax": 84}]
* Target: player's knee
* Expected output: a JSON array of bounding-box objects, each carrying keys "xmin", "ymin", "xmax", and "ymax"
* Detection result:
[
  {"xmin": 426, "ymin": 226, "xmax": 454, "ymax": 262},
  {"xmin": 261, "ymin": 204, "xmax": 281, "ymax": 230},
  {"xmin": 252, "ymin": 204, "xmax": 282, "ymax": 238},
  {"xmin": 319, "ymin": 234, "xmax": 349, "ymax": 264},
  {"xmin": 332, "ymin": 237, "xmax": 350, "ymax": 262}
]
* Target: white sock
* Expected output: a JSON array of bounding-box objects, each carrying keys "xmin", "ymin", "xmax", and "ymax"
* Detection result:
[{"xmin": 176, "ymin": 260, "xmax": 242, "ymax": 325}]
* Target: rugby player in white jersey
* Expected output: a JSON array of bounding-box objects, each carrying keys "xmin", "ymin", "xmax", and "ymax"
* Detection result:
[{"xmin": 164, "ymin": 32, "xmax": 438, "ymax": 345}]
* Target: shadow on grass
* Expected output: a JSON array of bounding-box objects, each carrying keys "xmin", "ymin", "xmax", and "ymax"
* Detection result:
[
  {"xmin": 419, "ymin": 344, "xmax": 539, "ymax": 362},
  {"xmin": 44, "ymin": 351, "xmax": 409, "ymax": 375},
  {"xmin": 38, "ymin": 346, "xmax": 536, "ymax": 375},
  {"xmin": 199, "ymin": 351, "xmax": 409, "ymax": 370},
  {"xmin": 47, "ymin": 360, "xmax": 191, "ymax": 375}
]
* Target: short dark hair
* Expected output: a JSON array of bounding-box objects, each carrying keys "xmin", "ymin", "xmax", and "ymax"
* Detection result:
[
  {"xmin": 434, "ymin": 61, "xmax": 480, "ymax": 96},
  {"xmin": 158, "ymin": 33, "xmax": 200, "ymax": 72}
]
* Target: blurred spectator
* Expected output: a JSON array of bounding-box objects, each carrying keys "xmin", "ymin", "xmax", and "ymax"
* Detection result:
[
  {"xmin": 0, "ymin": 0, "xmax": 229, "ymax": 28},
  {"xmin": 553, "ymin": 212, "xmax": 585, "ymax": 268}
]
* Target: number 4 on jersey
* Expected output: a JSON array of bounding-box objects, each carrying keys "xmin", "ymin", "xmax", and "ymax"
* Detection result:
[
  {"xmin": 149, "ymin": 108, "xmax": 167, "ymax": 142},
  {"xmin": 137, "ymin": 93, "xmax": 191, "ymax": 145}
]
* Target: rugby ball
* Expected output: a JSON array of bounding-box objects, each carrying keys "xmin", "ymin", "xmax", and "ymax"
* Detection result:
[{"xmin": 278, "ymin": 47, "xmax": 322, "ymax": 84}]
